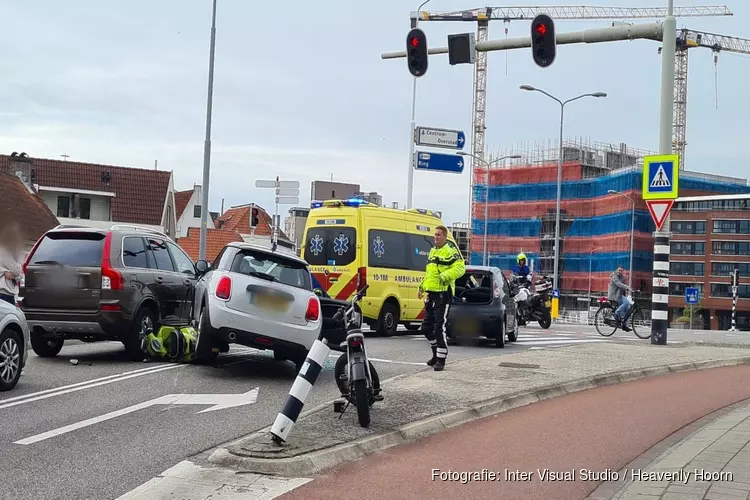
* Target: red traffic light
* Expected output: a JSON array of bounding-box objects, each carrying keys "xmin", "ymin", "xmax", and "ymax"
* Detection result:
[
  {"xmin": 410, "ymin": 36, "xmax": 419, "ymax": 47},
  {"xmin": 535, "ymin": 23, "xmax": 547, "ymax": 35}
]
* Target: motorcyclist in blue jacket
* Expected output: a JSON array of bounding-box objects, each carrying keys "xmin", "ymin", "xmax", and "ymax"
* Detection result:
[{"xmin": 513, "ymin": 253, "xmax": 533, "ymax": 287}]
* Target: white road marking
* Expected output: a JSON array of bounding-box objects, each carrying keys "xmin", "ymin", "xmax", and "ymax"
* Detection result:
[
  {"xmin": 15, "ymin": 389, "xmax": 259, "ymax": 445},
  {"xmin": 512, "ymin": 339, "xmax": 609, "ymax": 346},
  {"xmin": 0, "ymin": 364, "xmax": 184, "ymax": 411},
  {"xmin": 368, "ymin": 357, "xmax": 427, "ymax": 366}
]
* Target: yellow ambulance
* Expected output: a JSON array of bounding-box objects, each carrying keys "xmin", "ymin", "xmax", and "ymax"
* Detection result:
[{"xmin": 300, "ymin": 198, "xmax": 463, "ymax": 336}]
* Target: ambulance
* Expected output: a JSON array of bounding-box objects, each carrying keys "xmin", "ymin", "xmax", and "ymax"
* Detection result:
[{"xmin": 300, "ymin": 198, "xmax": 463, "ymax": 336}]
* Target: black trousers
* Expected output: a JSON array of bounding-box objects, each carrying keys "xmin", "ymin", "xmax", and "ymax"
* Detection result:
[{"xmin": 420, "ymin": 291, "xmax": 451, "ymax": 359}]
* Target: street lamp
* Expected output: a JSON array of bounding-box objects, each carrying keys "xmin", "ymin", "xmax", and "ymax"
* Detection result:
[
  {"xmin": 519, "ymin": 85, "xmax": 607, "ymax": 298},
  {"xmin": 406, "ymin": 0, "xmax": 432, "ymax": 210},
  {"xmin": 199, "ymin": 0, "xmax": 218, "ymax": 261},
  {"xmin": 459, "ymin": 152, "xmax": 522, "ymax": 266},
  {"xmin": 608, "ymin": 189, "xmax": 635, "ymax": 291}
]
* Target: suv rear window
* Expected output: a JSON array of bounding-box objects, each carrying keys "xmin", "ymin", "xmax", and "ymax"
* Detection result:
[
  {"xmin": 303, "ymin": 227, "xmax": 356, "ymax": 266},
  {"xmin": 29, "ymin": 232, "xmax": 105, "ymax": 267},
  {"xmin": 231, "ymin": 249, "xmax": 312, "ymax": 291}
]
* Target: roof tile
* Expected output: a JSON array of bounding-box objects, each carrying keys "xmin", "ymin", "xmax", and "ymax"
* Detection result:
[
  {"xmin": 174, "ymin": 189, "xmax": 193, "ymax": 220},
  {"xmin": 0, "ymin": 170, "xmax": 59, "ymax": 242}
]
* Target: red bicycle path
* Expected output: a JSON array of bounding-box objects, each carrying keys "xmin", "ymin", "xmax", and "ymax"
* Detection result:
[{"xmin": 278, "ymin": 364, "xmax": 750, "ymax": 500}]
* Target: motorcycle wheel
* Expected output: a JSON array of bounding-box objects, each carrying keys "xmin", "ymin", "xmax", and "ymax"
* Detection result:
[
  {"xmin": 538, "ymin": 309, "xmax": 552, "ymax": 329},
  {"xmin": 354, "ymin": 379, "xmax": 371, "ymax": 427}
]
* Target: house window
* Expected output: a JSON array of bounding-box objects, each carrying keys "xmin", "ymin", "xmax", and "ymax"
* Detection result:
[
  {"xmin": 670, "ymin": 262, "xmax": 705, "ymax": 276},
  {"xmin": 193, "ymin": 205, "xmax": 201, "ymax": 218},
  {"xmin": 669, "ymin": 282, "xmax": 704, "ymax": 297},
  {"xmin": 57, "ymin": 196, "xmax": 70, "ymax": 217},
  {"xmin": 670, "ymin": 221, "xmax": 706, "ymax": 235}
]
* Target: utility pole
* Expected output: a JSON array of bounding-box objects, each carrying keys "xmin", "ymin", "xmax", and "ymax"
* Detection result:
[
  {"xmin": 199, "ymin": 0, "xmax": 217, "ymax": 262},
  {"xmin": 651, "ymin": 0, "xmax": 676, "ymax": 346}
]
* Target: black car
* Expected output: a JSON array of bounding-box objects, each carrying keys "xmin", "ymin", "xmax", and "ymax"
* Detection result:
[
  {"xmin": 445, "ymin": 266, "xmax": 518, "ymax": 347},
  {"xmin": 19, "ymin": 224, "xmax": 198, "ymax": 360}
]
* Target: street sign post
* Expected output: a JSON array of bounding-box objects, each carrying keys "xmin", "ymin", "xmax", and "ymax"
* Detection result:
[
  {"xmin": 256, "ymin": 177, "xmax": 300, "ymax": 250},
  {"xmin": 415, "ymin": 126, "xmax": 466, "ymax": 149},
  {"xmin": 414, "ymin": 151, "xmax": 465, "ymax": 173},
  {"xmin": 551, "ymin": 288, "xmax": 559, "ymax": 320},
  {"xmin": 685, "ymin": 287, "xmax": 699, "ymax": 330},
  {"xmin": 646, "ymin": 199, "xmax": 674, "ymax": 231}
]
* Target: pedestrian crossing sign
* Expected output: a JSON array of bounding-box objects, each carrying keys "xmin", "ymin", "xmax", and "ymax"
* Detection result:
[{"xmin": 642, "ymin": 154, "xmax": 679, "ymax": 200}]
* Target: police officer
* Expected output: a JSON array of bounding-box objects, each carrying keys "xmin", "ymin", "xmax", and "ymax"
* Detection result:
[
  {"xmin": 418, "ymin": 225, "xmax": 466, "ymax": 371},
  {"xmin": 513, "ymin": 252, "xmax": 533, "ymax": 286}
]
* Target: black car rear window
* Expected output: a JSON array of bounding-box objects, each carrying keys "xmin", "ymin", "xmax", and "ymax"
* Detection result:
[
  {"xmin": 29, "ymin": 232, "xmax": 105, "ymax": 268},
  {"xmin": 231, "ymin": 249, "xmax": 312, "ymax": 291}
]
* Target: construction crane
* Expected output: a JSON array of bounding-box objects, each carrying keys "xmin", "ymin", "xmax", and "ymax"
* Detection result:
[
  {"xmin": 668, "ymin": 29, "xmax": 750, "ymax": 169},
  {"xmin": 414, "ymin": 5, "xmax": 732, "ymax": 203}
]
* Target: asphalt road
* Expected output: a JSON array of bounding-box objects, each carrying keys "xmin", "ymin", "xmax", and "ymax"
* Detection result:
[
  {"xmin": 279, "ymin": 364, "xmax": 750, "ymax": 500},
  {"xmin": 0, "ymin": 322, "xmax": 738, "ymax": 500}
]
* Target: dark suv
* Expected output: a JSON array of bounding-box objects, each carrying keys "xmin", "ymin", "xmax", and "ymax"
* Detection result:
[{"xmin": 20, "ymin": 224, "xmax": 198, "ymax": 360}]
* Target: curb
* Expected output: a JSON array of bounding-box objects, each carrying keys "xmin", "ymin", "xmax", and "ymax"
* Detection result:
[{"xmin": 208, "ymin": 355, "xmax": 750, "ymax": 477}]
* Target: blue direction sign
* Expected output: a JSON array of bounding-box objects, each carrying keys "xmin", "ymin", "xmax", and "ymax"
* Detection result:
[
  {"xmin": 415, "ymin": 126, "xmax": 466, "ymax": 150},
  {"xmin": 552, "ymin": 289, "xmax": 560, "ymax": 299},
  {"xmin": 685, "ymin": 287, "xmax": 699, "ymax": 305},
  {"xmin": 642, "ymin": 154, "xmax": 679, "ymax": 200},
  {"xmin": 414, "ymin": 151, "xmax": 464, "ymax": 174}
]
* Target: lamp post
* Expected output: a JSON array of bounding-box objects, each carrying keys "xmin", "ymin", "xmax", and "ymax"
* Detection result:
[
  {"xmin": 199, "ymin": 0, "xmax": 218, "ymax": 261},
  {"xmin": 406, "ymin": 0, "xmax": 432, "ymax": 210},
  {"xmin": 519, "ymin": 85, "xmax": 607, "ymax": 298},
  {"xmin": 608, "ymin": 189, "xmax": 635, "ymax": 291},
  {"xmin": 458, "ymin": 152, "xmax": 521, "ymax": 266}
]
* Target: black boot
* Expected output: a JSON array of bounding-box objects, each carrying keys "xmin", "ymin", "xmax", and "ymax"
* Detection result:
[
  {"xmin": 426, "ymin": 346, "xmax": 437, "ymax": 366},
  {"xmin": 434, "ymin": 358, "xmax": 445, "ymax": 371}
]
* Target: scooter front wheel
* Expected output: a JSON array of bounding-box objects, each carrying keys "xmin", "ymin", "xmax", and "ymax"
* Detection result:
[{"xmin": 354, "ymin": 378, "xmax": 370, "ymax": 427}]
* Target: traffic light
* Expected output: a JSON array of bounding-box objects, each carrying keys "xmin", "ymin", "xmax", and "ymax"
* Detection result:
[
  {"xmin": 530, "ymin": 14, "xmax": 556, "ymax": 68},
  {"xmin": 733, "ymin": 268, "xmax": 740, "ymax": 288},
  {"xmin": 407, "ymin": 28, "xmax": 428, "ymax": 77},
  {"xmin": 251, "ymin": 207, "xmax": 259, "ymax": 228},
  {"xmin": 447, "ymin": 33, "xmax": 475, "ymax": 65}
]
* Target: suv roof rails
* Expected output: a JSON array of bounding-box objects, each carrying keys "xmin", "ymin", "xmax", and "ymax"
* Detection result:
[
  {"xmin": 109, "ymin": 224, "xmax": 170, "ymax": 239},
  {"xmin": 52, "ymin": 224, "xmax": 95, "ymax": 230}
]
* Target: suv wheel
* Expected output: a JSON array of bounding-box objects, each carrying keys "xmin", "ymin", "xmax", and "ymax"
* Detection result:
[
  {"xmin": 124, "ymin": 307, "xmax": 156, "ymax": 361},
  {"xmin": 0, "ymin": 328, "xmax": 23, "ymax": 391},
  {"xmin": 30, "ymin": 331, "xmax": 64, "ymax": 358},
  {"xmin": 195, "ymin": 307, "xmax": 219, "ymax": 365}
]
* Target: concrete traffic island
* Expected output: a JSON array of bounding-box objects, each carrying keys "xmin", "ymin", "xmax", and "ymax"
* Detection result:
[{"xmin": 208, "ymin": 343, "xmax": 750, "ymax": 477}]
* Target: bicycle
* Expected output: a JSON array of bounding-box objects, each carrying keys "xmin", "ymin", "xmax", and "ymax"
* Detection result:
[
  {"xmin": 594, "ymin": 290, "xmax": 650, "ymax": 339},
  {"xmin": 330, "ymin": 284, "xmax": 381, "ymax": 427}
]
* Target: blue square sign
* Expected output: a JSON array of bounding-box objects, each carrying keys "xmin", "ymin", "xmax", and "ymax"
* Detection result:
[
  {"xmin": 685, "ymin": 287, "xmax": 699, "ymax": 305},
  {"xmin": 642, "ymin": 154, "xmax": 679, "ymax": 200}
]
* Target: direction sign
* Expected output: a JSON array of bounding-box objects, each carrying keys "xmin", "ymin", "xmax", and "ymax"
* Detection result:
[
  {"xmin": 414, "ymin": 151, "xmax": 464, "ymax": 174},
  {"xmin": 255, "ymin": 180, "xmax": 276, "ymax": 188},
  {"xmin": 14, "ymin": 389, "xmax": 259, "ymax": 445},
  {"xmin": 642, "ymin": 154, "xmax": 679, "ymax": 200},
  {"xmin": 276, "ymin": 196, "xmax": 299, "ymax": 204},
  {"xmin": 276, "ymin": 188, "xmax": 300, "ymax": 197},
  {"xmin": 685, "ymin": 287, "xmax": 699, "ymax": 305},
  {"xmin": 278, "ymin": 180, "xmax": 300, "ymax": 189},
  {"xmin": 415, "ymin": 126, "xmax": 466, "ymax": 150},
  {"xmin": 646, "ymin": 199, "xmax": 674, "ymax": 231}
]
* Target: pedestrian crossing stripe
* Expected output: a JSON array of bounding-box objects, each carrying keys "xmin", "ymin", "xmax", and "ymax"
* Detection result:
[{"xmin": 650, "ymin": 165, "xmax": 671, "ymax": 187}]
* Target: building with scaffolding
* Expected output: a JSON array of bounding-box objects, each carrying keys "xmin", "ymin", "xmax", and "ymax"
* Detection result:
[{"xmin": 470, "ymin": 138, "xmax": 750, "ymax": 311}]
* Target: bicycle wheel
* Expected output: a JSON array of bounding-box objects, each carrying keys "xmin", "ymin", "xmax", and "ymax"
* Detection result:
[
  {"xmin": 630, "ymin": 308, "xmax": 651, "ymax": 339},
  {"xmin": 354, "ymin": 378, "xmax": 371, "ymax": 427},
  {"xmin": 595, "ymin": 306, "xmax": 617, "ymax": 337}
]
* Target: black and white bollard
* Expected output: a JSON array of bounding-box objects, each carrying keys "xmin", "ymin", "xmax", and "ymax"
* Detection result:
[
  {"xmin": 270, "ymin": 339, "xmax": 330, "ymax": 443},
  {"xmin": 730, "ymin": 268, "xmax": 739, "ymax": 332},
  {"xmin": 651, "ymin": 233, "xmax": 670, "ymax": 345}
]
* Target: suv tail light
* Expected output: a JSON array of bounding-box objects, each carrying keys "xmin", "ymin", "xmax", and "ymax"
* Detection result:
[
  {"xmin": 216, "ymin": 275, "xmax": 232, "ymax": 300},
  {"xmin": 101, "ymin": 232, "xmax": 123, "ymax": 290},
  {"xmin": 22, "ymin": 235, "xmax": 44, "ymax": 276},
  {"xmin": 305, "ymin": 296, "xmax": 320, "ymax": 322}
]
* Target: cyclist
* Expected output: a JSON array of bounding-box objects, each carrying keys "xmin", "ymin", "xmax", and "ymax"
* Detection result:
[{"xmin": 608, "ymin": 266, "xmax": 632, "ymax": 332}]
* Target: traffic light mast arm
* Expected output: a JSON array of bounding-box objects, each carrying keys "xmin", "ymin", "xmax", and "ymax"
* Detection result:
[{"xmin": 382, "ymin": 20, "xmax": 663, "ymax": 59}]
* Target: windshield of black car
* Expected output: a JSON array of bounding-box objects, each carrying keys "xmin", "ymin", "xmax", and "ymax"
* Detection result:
[
  {"xmin": 28, "ymin": 232, "xmax": 105, "ymax": 268},
  {"xmin": 231, "ymin": 250, "xmax": 312, "ymax": 291}
]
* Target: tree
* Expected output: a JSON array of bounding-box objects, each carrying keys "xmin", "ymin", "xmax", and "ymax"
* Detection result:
[{"xmin": 676, "ymin": 298, "xmax": 704, "ymax": 327}]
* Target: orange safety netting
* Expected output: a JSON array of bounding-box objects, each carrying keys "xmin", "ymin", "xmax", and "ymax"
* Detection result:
[
  {"xmin": 469, "ymin": 236, "xmax": 540, "ymax": 254},
  {"xmin": 473, "ymin": 162, "xmax": 582, "ymax": 186},
  {"xmin": 561, "ymin": 233, "xmax": 655, "ymax": 254},
  {"xmin": 562, "ymin": 272, "xmax": 653, "ymax": 294}
]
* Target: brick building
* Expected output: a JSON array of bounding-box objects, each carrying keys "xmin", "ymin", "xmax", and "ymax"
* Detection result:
[{"xmin": 669, "ymin": 193, "xmax": 750, "ymax": 330}]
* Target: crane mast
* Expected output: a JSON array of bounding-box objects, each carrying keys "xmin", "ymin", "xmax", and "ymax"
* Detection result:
[
  {"xmin": 672, "ymin": 29, "xmax": 750, "ymax": 169},
  {"xmin": 415, "ymin": 5, "xmax": 732, "ymax": 240}
]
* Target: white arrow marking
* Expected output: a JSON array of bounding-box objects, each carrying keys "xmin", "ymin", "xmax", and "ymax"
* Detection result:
[{"xmin": 14, "ymin": 388, "xmax": 259, "ymax": 445}]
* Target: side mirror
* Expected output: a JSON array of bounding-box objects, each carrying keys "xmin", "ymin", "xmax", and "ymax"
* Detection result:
[{"xmin": 195, "ymin": 260, "xmax": 209, "ymax": 274}]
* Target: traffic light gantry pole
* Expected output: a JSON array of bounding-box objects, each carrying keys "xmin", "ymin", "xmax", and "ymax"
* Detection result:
[{"xmin": 383, "ymin": 21, "xmax": 665, "ymax": 60}]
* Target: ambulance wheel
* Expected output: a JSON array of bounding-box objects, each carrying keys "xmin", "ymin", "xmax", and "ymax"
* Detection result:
[
  {"xmin": 124, "ymin": 307, "xmax": 156, "ymax": 361},
  {"xmin": 375, "ymin": 301, "xmax": 399, "ymax": 337},
  {"xmin": 195, "ymin": 306, "xmax": 219, "ymax": 364}
]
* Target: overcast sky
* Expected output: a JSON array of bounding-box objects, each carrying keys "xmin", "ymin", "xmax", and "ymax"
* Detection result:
[{"xmin": 1, "ymin": 0, "xmax": 749, "ymax": 224}]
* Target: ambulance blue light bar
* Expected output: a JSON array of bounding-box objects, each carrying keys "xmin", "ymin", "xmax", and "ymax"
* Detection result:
[{"xmin": 310, "ymin": 198, "xmax": 375, "ymax": 209}]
